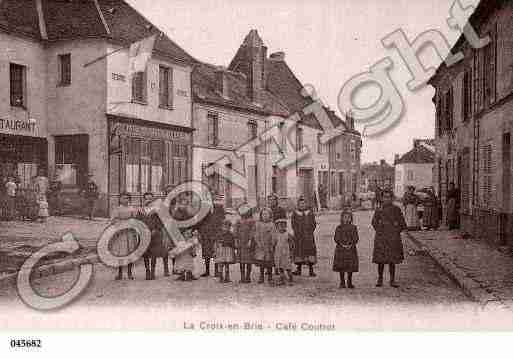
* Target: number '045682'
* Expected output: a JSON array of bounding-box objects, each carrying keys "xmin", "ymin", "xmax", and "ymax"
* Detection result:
[{"xmin": 9, "ymin": 339, "xmax": 41, "ymax": 348}]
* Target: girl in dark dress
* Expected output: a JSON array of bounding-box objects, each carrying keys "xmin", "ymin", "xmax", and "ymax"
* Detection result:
[
  {"xmin": 371, "ymin": 190, "xmax": 407, "ymax": 288},
  {"xmin": 139, "ymin": 192, "xmax": 170, "ymax": 280},
  {"xmin": 333, "ymin": 210, "xmax": 359, "ymax": 289},
  {"xmin": 234, "ymin": 204, "xmax": 255, "ymax": 283},
  {"xmin": 291, "ymin": 196, "xmax": 317, "ymax": 277},
  {"xmin": 199, "ymin": 197, "xmax": 225, "ymax": 278}
]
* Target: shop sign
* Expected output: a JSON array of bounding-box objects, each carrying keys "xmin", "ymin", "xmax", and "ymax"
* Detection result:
[
  {"xmin": 111, "ymin": 121, "xmax": 190, "ymax": 142},
  {"xmin": 0, "ymin": 118, "xmax": 36, "ymax": 134}
]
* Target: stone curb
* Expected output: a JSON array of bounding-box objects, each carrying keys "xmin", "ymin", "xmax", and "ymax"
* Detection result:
[
  {"xmin": 0, "ymin": 253, "xmax": 100, "ymax": 290},
  {"xmin": 404, "ymin": 231, "xmax": 510, "ymax": 309}
]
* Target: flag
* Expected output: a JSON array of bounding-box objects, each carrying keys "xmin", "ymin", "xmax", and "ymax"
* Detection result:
[{"xmin": 128, "ymin": 34, "xmax": 157, "ymax": 75}]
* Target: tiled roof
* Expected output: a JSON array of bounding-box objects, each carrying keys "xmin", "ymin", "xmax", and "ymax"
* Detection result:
[
  {"xmin": 97, "ymin": 0, "xmax": 195, "ymax": 65},
  {"xmin": 396, "ymin": 145, "xmax": 435, "ymax": 165},
  {"xmin": 192, "ymin": 62, "xmax": 289, "ymax": 116},
  {"xmin": 265, "ymin": 59, "xmax": 321, "ymax": 129},
  {"xmin": 0, "ymin": 0, "xmax": 195, "ymax": 66},
  {"xmin": 0, "ymin": 0, "xmax": 42, "ymax": 40}
]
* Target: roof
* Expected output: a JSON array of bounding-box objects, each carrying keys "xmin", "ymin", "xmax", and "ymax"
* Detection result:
[
  {"xmin": 0, "ymin": 0, "xmax": 195, "ymax": 66},
  {"xmin": 265, "ymin": 59, "xmax": 321, "ymax": 129},
  {"xmin": 395, "ymin": 145, "xmax": 435, "ymax": 165},
  {"xmin": 192, "ymin": 62, "xmax": 289, "ymax": 116},
  {"xmin": 429, "ymin": 0, "xmax": 506, "ymax": 84}
]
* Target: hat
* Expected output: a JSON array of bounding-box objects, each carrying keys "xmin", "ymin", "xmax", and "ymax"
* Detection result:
[
  {"xmin": 238, "ymin": 203, "xmax": 251, "ymax": 216},
  {"xmin": 274, "ymin": 218, "xmax": 287, "ymax": 224},
  {"xmin": 268, "ymin": 193, "xmax": 278, "ymax": 200}
]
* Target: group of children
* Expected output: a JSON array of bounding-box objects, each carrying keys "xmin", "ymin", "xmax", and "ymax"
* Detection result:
[{"xmin": 109, "ymin": 190, "xmax": 361, "ymax": 289}]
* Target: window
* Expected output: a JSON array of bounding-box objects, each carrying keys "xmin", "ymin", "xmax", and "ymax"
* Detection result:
[
  {"xmin": 296, "ymin": 127, "xmax": 303, "ymax": 152},
  {"xmin": 336, "ymin": 152, "xmax": 341, "ymax": 160},
  {"xmin": 59, "ymin": 54, "xmax": 71, "ymax": 86},
  {"xmin": 407, "ymin": 170, "xmax": 414, "ymax": 181},
  {"xmin": 317, "ymin": 133, "xmax": 322, "ymax": 154},
  {"xmin": 10, "ymin": 63, "xmax": 26, "ymax": 107},
  {"xmin": 55, "ymin": 135, "xmax": 88, "ymax": 188},
  {"xmin": 444, "ymin": 88, "xmax": 453, "ymax": 132},
  {"xmin": 462, "ymin": 69, "xmax": 472, "ymax": 122},
  {"xmin": 338, "ymin": 172, "xmax": 345, "ymax": 195},
  {"xmin": 350, "ymin": 141, "xmax": 356, "ymax": 161},
  {"xmin": 481, "ymin": 143, "xmax": 493, "ymax": 208},
  {"xmin": 483, "ymin": 25, "xmax": 497, "ymax": 106},
  {"xmin": 248, "ymin": 121, "xmax": 257, "ymax": 140},
  {"xmin": 132, "ymin": 71, "xmax": 146, "ymax": 103},
  {"xmin": 207, "ymin": 112, "xmax": 219, "ymax": 146},
  {"xmin": 436, "ymin": 95, "xmax": 443, "ymax": 136},
  {"xmin": 352, "ymin": 173, "xmax": 358, "ymax": 194},
  {"xmin": 331, "ymin": 171, "xmax": 337, "ymax": 196},
  {"xmin": 159, "ymin": 66, "xmax": 173, "ymax": 108},
  {"xmin": 151, "ymin": 141, "xmax": 164, "ymax": 193}
]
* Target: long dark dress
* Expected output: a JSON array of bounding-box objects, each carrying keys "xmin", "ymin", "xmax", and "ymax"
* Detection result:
[
  {"xmin": 234, "ymin": 218, "xmax": 255, "ymax": 264},
  {"xmin": 424, "ymin": 193, "xmax": 441, "ymax": 230},
  {"xmin": 198, "ymin": 203, "xmax": 225, "ymax": 259},
  {"xmin": 332, "ymin": 224, "xmax": 359, "ymax": 273},
  {"xmin": 138, "ymin": 211, "xmax": 168, "ymax": 258},
  {"xmin": 371, "ymin": 203, "xmax": 406, "ymax": 264},
  {"xmin": 291, "ymin": 209, "xmax": 317, "ymax": 264},
  {"xmin": 446, "ymin": 188, "xmax": 460, "ymax": 229}
]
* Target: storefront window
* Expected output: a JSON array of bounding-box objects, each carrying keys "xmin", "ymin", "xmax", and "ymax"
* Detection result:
[
  {"xmin": 151, "ymin": 141, "xmax": 164, "ymax": 193},
  {"xmin": 55, "ymin": 135, "xmax": 88, "ymax": 188}
]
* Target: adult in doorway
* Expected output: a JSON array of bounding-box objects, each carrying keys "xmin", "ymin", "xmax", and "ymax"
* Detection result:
[
  {"xmin": 371, "ymin": 190, "xmax": 407, "ymax": 288},
  {"xmin": 446, "ymin": 182, "xmax": 460, "ymax": 230},
  {"xmin": 402, "ymin": 186, "xmax": 420, "ymax": 231},
  {"xmin": 291, "ymin": 196, "xmax": 317, "ymax": 277},
  {"xmin": 82, "ymin": 174, "xmax": 99, "ymax": 220}
]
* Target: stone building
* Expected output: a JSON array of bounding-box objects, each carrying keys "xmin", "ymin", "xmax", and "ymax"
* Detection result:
[
  {"xmin": 360, "ymin": 160, "xmax": 394, "ymax": 193},
  {"xmin": 394, "ymin": 140, "xmax": 435, "ymax": 199},
  {"xmin": 0, "ymin": 0, "xmax": 195, "ymax": 216},
  {"xmin": 429, "ymin": 0, "xmax": 513, "ymax": 245},
  {"xmin": 192, "ymin": 30, "xmax": 362, "ymax": 210}
]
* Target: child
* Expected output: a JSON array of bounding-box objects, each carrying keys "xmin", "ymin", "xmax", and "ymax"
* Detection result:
[
  {"xmin": 36, "ymin": 194, "xmax": 49, "ymax": 222},
  {"xmin": 332, "ymin": 210, "xmax": 359, "ymax": 289},
  {"xmin": 254, "ymin": 207, "xmax": 275, "ymax": 284},
  {"xmin": 5, "ymin": 177, "xmax": 17, "ymax": 220},
  {"xmin": 214, "ymin": 220, "xmax": 236, "ymax": 283},
  {"xmin": 272, "ymin": 218, "xmax": 294, "ymax": 286},
  {"xmin": 172, "ymin": 229, "xmax": 200, "ymax": 282},
  {"xmin": 110, "ymin": 192, "xmax": 138, "ymax": 280},
  {"xmin": 234, "ymin": 204, "xmax": 255, "ymax": 283}
]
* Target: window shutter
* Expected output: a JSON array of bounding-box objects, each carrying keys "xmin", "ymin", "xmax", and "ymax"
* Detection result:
[
  {"xmin": 168, "ymin": 67, "xmax": 174, "ymax": 108},
  {"xmin": 488, "ymin": 25, "xmax": 497, "ymax": 105}
]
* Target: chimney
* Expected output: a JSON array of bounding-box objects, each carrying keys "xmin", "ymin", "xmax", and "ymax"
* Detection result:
[
  {"xmin": 269, "ymin": 51, "xmax": 285, "ymax": 61},
  {"xmin": 215, "ymin": 67, "xmax": 229, "ymax": 99},
  {"xmin": 380, "ymin": 159, "xmax": 386, "ymax": 166},
  {"xmin": 394, "ymin": 154, "xmax": 400, "ymax": 164}
]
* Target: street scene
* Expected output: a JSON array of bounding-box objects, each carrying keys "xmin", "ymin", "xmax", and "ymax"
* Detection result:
[{"xmin": 2, "ymin": 0, "xmax": 513, "ymax": 335}]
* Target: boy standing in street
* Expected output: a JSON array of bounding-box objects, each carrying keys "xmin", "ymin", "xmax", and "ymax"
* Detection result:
[{"xmin": 5, "ymin": 176, "xmax": 17, "ymax": 220}]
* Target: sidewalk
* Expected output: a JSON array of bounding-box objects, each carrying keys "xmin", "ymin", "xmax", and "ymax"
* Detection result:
[
  {"xmin": 0, "ymin": 216, "xmax": 108, "ymax": 281},
  {"xmin": 406, "ymin": 229, "xmax": 513, "ymax": 309}
]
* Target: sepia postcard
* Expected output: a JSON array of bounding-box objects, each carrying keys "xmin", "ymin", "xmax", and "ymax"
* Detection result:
[{"xmin": 1, "ymin": 0, "xmax": 513, "ymax": 347}]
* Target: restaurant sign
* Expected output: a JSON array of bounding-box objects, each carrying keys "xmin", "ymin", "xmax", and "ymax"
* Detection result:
[{"xmin": 0, "ymin": 118, "xmax": 36, "ymax": 134}]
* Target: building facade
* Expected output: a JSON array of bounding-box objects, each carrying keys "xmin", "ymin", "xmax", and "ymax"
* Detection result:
[
  {"xmin": 394, "ymin": 140, "xmax": 435, "ymax": 199},
  {"xmin": 0, "ymin": 0, "xmax": 195, "ymax": 216},
  {"xmin": 192, "ymin": 30, "xmax": 362, "ymax": 210},
  {"xmin": 429, "ymin": 0, "xmax": 513, "ymax": 245},
  {"xmin": 360, "ymin": 160, "xmax": 394, "ymax": 193}
]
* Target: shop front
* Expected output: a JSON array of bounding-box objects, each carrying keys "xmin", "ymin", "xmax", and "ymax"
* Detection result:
[{"xmin": 107, "ymin": 115, "xmax": 193, "ymax": 213}]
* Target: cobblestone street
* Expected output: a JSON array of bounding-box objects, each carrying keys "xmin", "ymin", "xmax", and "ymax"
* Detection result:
[{"xmin": 2, "ymin": 210, "xmax": 510, "ymax": 330}]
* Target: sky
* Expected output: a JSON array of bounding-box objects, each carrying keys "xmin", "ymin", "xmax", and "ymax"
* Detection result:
[{"xmin": 128, "ymin": 0, "xmax": 479, "ymax": 164}]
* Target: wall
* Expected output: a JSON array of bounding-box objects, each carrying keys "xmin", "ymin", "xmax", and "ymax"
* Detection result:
[
  {"xmin": 106, "ymin": 47, "xmax": 192, "ymax": 129},
  {"xmin": 0, "ymin": 32, "xmax": 47, "ymax": 139},
  {"xmin": 395, "ymin": 163, "xmax": 433, "ymax": 198}
]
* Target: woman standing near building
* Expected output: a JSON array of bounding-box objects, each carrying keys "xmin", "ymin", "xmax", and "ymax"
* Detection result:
[
  {"xmin": 446, "ymin": 182, "xmax": 460, "ymax": 230},
  {"xmin": 402, "ymin": 186, "xmax": 420, "ymax": 231},
  {"xmin": 371, "ymin": 190, "xmax": 406, "ymax": 288},
  {"xmin": 423, "ymin": 187, "xmax": 441, "ymax": 231},
  {"xmin": 291, "ymin": 196, "xmax": 317, "ymax": 277}
]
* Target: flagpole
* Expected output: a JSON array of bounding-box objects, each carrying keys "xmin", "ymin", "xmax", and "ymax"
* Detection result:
[{"xmin": 83, "ymin": 46, "xmax": 126, "ymax": 68}]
